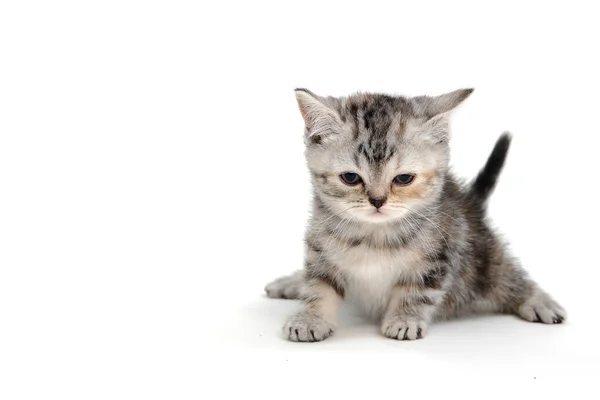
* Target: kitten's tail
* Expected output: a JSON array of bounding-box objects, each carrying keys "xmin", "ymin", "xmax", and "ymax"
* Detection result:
[{"xmin": 470, "ymin": 132, "xmax": 512, "ymax": 201}]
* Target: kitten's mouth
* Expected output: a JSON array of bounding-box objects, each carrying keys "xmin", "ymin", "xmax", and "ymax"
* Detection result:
[{"xmin": 350, "ymin": 207, "xmax": 398, "ymax": 223}]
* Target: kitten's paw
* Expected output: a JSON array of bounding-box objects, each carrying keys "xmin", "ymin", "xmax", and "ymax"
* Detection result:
[
  {"xmin": 518, "ymin": 290, "xmax": 566, "ymax": 324},
  {"xmin": 264, "ymin": 271, "xmax": 305, "ymax": 300},
  {"xmin": 381, "ymin": 318, "xmax": 428, "ymax": 340},
  {"xmin": 283, "ymin": 311, "xmax": 334, "ymax": 342}
]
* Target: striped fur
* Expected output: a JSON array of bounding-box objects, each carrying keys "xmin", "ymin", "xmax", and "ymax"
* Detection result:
[{"xmin": 265, "ymin": 88, "xmax": 566, "ymax": 342}]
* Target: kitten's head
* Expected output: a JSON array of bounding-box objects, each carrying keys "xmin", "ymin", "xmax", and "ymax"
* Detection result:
[{"xmin": 296, "ymin": 88, "xmax": 472, "ymax": 224}]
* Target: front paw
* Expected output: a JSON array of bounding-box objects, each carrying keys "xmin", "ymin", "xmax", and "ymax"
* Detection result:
[
  {"xmin": 381, "ymin": 318, "xmax": 428, "ymax": 341},
  {"xmin": 283, "ymin": 311, "xmax": 334, "ymax": 342}
]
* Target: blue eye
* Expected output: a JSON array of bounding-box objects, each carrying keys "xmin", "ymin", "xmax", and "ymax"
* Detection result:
[
  {"xmin": 340, "ymin": 172, "xmax": 362, "ymax": 186},
  {"xmin": 393, "ymin": 174, "xmax": 416, "ymax": 185}
]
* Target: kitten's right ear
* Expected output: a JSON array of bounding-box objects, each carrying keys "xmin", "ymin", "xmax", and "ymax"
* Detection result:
[{"xmin": 294, "ymin": 88, "xmax": 341, "ymax": 145}]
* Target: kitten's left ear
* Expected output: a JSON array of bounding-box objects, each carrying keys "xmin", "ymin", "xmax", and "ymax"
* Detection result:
[
  {"xmin": 419, "ymin": 88, "xmax": 474, "ymax": 118},
  {"xmin": 413, "ymin": 88, "xmax": 474, "ymax": 143}
]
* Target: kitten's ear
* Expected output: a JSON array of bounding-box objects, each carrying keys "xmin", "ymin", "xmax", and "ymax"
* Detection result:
[
  {"xmin": 417, "ymin": 88, "xmax": 474, "ymax": 118},
  {"xmin": 412, "ymin": 88, "xmax": 473, "ymax": 143},
  {"xmin": 420, "ymin": 113, "xmax": 452, "ymax": 143},
  {"xmin": 294, "ymin": 88, "xmax": 341, "ymax": 145}
]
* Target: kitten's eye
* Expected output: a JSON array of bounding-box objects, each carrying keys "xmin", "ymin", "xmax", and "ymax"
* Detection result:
[
  {"xmin": 393, "ymin": 174, "xmax": 416, "ymax": 186},
  {"xmin": 340, "ymin": 172, "xmax": 362, "ymax": 186}
]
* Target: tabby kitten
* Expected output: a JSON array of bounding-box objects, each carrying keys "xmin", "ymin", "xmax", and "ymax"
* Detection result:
[{"xmin": 265, "ymin": 88, "xmax": 566, "ymax": 342}]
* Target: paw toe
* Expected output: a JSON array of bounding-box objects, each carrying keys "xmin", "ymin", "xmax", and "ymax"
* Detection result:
[
  {"xmin": 382, "ymin": 319, "xmax": 428, "ymax": 341},
  {"xmin": 518, "ymin": 292, "xmax": 567, "ymax": 325},
  {"xmin": 264, "ymin": 272, "xmax": 304, "ymax": 300},
  {"xmin": 283, "ymin": 312, "xmax": 333, "ymax": 342}
]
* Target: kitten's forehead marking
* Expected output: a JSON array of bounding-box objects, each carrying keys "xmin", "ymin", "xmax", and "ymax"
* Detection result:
[{"xmin": 343, "ymin": 94, "xmax": 410, "ymax": 172}]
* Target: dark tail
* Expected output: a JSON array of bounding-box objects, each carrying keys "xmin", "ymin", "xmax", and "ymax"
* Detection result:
[{"xmin": 470, "ymin": 132, "xmax": 512, "ymax": 200}]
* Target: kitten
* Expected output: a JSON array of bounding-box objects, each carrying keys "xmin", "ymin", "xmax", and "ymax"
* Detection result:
[{"xmin": 265, "ymin": 88, "xmax": 566, "ymax": 342}]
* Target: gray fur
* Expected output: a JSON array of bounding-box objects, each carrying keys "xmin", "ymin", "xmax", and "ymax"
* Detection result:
[{"xmin": 265, "ymin": 88, "xmax": 566, "ymax": 342}]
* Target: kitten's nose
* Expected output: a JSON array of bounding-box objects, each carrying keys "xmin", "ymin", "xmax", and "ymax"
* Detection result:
[{"xmin": 369, "ymin": 197, "xmax": 386, "ymax": 209}]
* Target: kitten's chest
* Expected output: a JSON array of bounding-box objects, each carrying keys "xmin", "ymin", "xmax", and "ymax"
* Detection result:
[{"xmin": 329, "ymin": 244, "xmax": 421, "ymax": 317}]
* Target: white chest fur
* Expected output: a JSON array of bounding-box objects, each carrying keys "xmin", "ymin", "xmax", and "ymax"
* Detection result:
[{"xmin": 329, "ymin": 243, "xmax": 420, "ymax": 318}]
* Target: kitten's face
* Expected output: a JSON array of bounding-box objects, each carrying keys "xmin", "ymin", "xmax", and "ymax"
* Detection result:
[{"xmin": 296, "ymin": 89, "xmax": 472, "ymax": 224}]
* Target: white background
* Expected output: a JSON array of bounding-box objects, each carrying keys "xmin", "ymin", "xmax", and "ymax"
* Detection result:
[{"xmin": 1, "ymin": 1, "xmax": 599, "ymax": 399}]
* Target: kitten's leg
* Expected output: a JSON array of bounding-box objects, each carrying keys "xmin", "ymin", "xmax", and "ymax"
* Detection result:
[
  {"xmin": 381, "ymin": 287, "xmax": 444, "ymax": 340},
  {"xmin": 264, "ymin": 270, "xmax": 305, "ymax": 300},
  {"xmin": 485, "ymin": 255, "xmax": 566, "ymax": 324},
  {"xmin": 381, "ymin": 266, "xmax": 448, "ymax": 340},
  {"xmin": 283, "ymin": 278, "xmax": 342, "ymax": 342}
]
